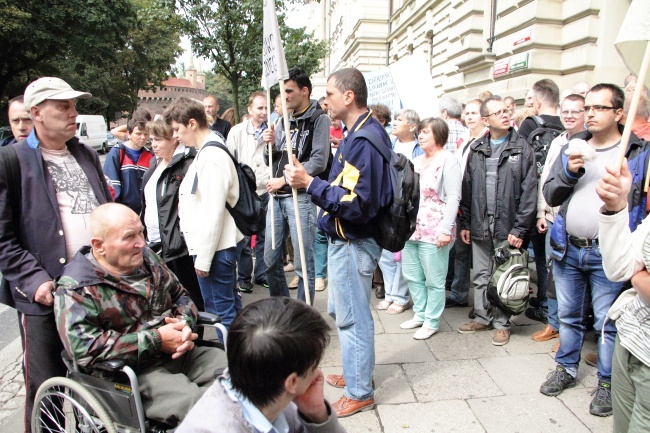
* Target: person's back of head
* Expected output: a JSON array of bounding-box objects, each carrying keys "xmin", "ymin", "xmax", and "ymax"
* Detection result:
[
  {"xmin": 438, "ymin": 96, "xmax": 463, "ymax": 120},
  {"xmin": 369, "ymin": 104, "xmax": 391, "ymax": 127},
  {"xmin": 163, "ymin": 97, "xmax": 209, "ymax": 129},
  {"xmin": 533, "ymin": 79, "xmax": 560, "ymax": 109},
  {"xmin": 227, "ymin": 297, "xmax": 330, "ymax": 409}
]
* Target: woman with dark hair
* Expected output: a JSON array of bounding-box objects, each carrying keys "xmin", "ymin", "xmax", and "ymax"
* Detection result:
[
  {"xmin": 140, "ymin": 119, "xmax": 203, "ymax": 311},
  {"xmin": 400, "ymin": 117, "xmax": 462, "ymax": 340}
]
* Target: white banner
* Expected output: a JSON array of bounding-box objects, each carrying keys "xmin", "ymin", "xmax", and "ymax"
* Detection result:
[{"xmin": 262, "ymin": 0, "xmax": 289, "ymax": 89}]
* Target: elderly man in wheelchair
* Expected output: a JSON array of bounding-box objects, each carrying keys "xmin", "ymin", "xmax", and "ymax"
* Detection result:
[{"xmin": 35, "ymin": 203, "xmax": 227, "ymax": 432}]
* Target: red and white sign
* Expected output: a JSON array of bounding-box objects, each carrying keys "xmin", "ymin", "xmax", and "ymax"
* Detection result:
[
  {"xmin": 493, "ymin": 58, "xmax": 510, "ymax": 77},
  {"xmin": 513, "ymin": 29, "xmax": 533, "ymax": 48}
]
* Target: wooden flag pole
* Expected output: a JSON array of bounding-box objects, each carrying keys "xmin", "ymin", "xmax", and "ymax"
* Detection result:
[
  {"xmin": 616, "ymin": 42, "xmax": 650, "ymax": 170},
  {"xmin": 266, "ymin": 88, "xmax": 276, "ymax": 250},
  {"xmin": 278, "ymin": 80, "xmax": 311, "ymax": 306}
]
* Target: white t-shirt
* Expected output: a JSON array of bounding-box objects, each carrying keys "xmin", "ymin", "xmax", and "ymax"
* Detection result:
[
  {"xmin": 41, "ymin": 147, "xmax": 99, "ymax": 260},
  {"xmin": 393, "ymin": 140, "xmax": 416, "ymax": 161},
  {"xmin": 143, "ymin": 163, "xmax": 166, "ymax": 244}
]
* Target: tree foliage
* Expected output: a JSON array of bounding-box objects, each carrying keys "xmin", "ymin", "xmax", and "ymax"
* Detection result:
[
  {"xmin": 0, "ymin": 0, "xmax": 181, "ymax": 123},
  {"xmin": 176, "ymin": 0, "xmax": 327, "ymax": 121}
]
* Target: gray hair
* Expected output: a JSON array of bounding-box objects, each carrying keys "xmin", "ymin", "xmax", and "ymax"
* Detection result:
[
  {"xmin": 438, "ymin": 96, "xmax": 463, "ymax": 119},
  {"xmin": 394, "ymin": 108, "xmax": 420, "ymax": 126}
]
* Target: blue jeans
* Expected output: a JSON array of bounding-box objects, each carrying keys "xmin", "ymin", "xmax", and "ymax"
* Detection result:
[
  {"xmin": 196, "ymin": 242, "xmax": 243, "ymax": 333},
  {"xmin": 237, "ymin": 193, "xmax": 269, "ymax": 285},
  {"xmin": 448, "ymin": 229, "xmax": 471, "ymax": 304},
  {"xmin": 328, "ymin": 237, "xmax": 381, "ymax": 401},
  {"xmin": 545, "ymin": 220, "xmax": 559, "ymax": 331},
  {"xmin": 402, "ymin": 240, "xmax": 451, "ymax": 330},
  {"xmin": 264, "ymin": 193, "xmax": 317, "ymax": 304},
  {"xmin": 378, "ymin": 249, "xmax": 410, "ymax": 305},
  {"xmin": 553, "ymin": 242, "xmax": 622, "ymax": 380},
  {"xmin": 314, "ymin": 229, "xmax": 328, "ymax": 279}
]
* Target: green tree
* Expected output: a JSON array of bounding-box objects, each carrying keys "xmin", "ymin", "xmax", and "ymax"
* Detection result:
[
  {"xmin": 0, "ymin": 0, "xmax": 181, "ymax": 123},
  {"xmin": 176, "ymin": 0, "xmax": 327, "ymax": 122}
]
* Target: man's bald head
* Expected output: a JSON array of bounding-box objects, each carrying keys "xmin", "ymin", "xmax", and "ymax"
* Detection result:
[
  {"xmin": 90, "ymin": 203, "xmax": 139, "ymax": 239},
  {"xmin": 90, "ymin": 203, "xmax": 146, "ymax": 275}
]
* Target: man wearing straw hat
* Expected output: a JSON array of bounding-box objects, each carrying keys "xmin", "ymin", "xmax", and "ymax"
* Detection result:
[{"xmin": 540, "ymin": 83, "xmax": 650, "ymax": 417}]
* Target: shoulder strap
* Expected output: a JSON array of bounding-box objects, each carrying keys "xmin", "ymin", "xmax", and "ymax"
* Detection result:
[
  {"xmin": 0, "ymin": 145, "xmax": 21, "ymax": 228},
  {"xmin": 531, "ymin": 116, "xmax": 544, "ymax": 127},
  {"xmin": 354, "ymin": 128, "xmax": 391, "ymax": 163},
  {"xmin": 191, "ymin": 141, "xmax": 237, "ymax": 194}
]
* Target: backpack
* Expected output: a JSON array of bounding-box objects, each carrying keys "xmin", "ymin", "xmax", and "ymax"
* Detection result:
[
  {"xmin": 526, "ymin": 116, "xmax": 564, "ymax": 176},
  {"xmin": 486, "ymin": 246, "xmax": 531, "ymax": 316},
  {"xmin": 193, "ymin": 141, "xmax": 263, "ymax": 236},
  {"xmin": 355, "ymin": 128, "xmax": 420, "ymax": 252}
]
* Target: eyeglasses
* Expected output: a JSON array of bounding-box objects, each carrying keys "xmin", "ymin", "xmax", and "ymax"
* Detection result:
[
  {"xmin": 583, "ymin": 105, "xmax": 619, "ymax": 113},
  {"xmin": 485, "ymin": 109, "xmax": 508, "ymax": 118},
  {"xmin": 560, "ymin": 109, "xmax": 585, "ymax": 117}
]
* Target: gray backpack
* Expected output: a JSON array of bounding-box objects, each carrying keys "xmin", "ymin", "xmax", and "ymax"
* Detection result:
[{"xmin": 486, "ymin": 247, "xmax": 531, "ymax": 316}]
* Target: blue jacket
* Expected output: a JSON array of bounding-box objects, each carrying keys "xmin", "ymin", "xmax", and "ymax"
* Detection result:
[
  {"xmin": 103, "ymin": 143, "xmax": 154, "ymax": 215},
  {"xmin": 308, "ymin": 111, "xmax": 392, "ymax": 240},
  {"xmin": 543, "ymin": 128, "xmax": 650, "ymax": 260},
  {"xmin": 0, "ymin": 135, "xmax": 112, "ymax": 315}
]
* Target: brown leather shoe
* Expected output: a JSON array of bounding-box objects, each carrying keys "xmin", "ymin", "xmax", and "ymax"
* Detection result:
[
  {"xmin": 326, "ymin": 374, "xmax": 375, "ymax": 389},
  {"xmin": 332, "ymin": 395, "xmax": 375, "ymax": 418},
  {"xmin": 585, "ymin": 352, "xmax": 598, "ymax": 367},
  {"xmin": 531, "ymin": 324, "xmax": 559, "ymax": 342}
]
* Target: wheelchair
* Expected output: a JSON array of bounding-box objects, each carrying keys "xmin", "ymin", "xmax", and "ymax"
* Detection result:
[{"xmin": 31, "ymin": 312, "xmax": 227, "ymax": 433}]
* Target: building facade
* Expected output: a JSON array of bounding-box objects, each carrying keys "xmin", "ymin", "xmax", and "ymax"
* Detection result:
[{"xmin": 307, "ymin": 0, "xmax": 633, "ymax": 105}]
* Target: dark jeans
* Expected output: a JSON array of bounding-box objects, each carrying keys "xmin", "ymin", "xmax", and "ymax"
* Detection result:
[
  {"xmin": 237, "ymin": 193, "xmax": 269, "ymax": 285},
  {"xmin": 167, "ymin": 254, "xmax": 204, "ymax": 312},
  {"xmin": 19, "ymin": 311, "xmax": 67, "ymax": 433},
  {"xmin": 530, "ymin": 232, "xmax": 549, "ymax": 308},
  {"xmin": 448, "ymin": 234, "xmax": 471, "ymax": 304}
]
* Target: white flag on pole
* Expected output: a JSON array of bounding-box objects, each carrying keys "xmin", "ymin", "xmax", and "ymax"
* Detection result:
[
  {"xmin": 262, "ymin": 0, "xmax": 289, "ymax": 89},
  {"xmin": 615, "ymin": 0, "xmax": 650, "ymax": 90}
]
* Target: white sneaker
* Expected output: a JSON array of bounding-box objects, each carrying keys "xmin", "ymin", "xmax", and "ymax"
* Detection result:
[
  {"xmin": 413, "ymin": 326, "xmax": 437, "ymax": 340},
  {"xmin": 288, "ymin": 276, "xmax": 299, "ymax": 289},
  {"xmin": 315, "ymin": 278, "xmax": 327, "ymax": 291},
  {"xmin": 284, "ymin": 262, "xmax": 294, "ymax": 272},
  {"xmin": 400, "ymin": 319, "xmax": 424, "ymax": 330}
]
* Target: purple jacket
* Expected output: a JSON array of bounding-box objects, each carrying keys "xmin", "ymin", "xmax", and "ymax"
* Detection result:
[{"xmin": 0, "ymin": 136, "xmax": 112, "ymax": 315}]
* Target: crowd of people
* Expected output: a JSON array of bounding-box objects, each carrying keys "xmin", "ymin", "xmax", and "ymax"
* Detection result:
[{"xmin": 0, "ymin": 67, "xmax": 649, "ymax": 432}]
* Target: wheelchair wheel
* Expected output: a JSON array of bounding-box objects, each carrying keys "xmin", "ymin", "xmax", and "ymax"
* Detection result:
[{"xmin": 31, "ymin": 377, "xmax": 118, "ymax": 433}]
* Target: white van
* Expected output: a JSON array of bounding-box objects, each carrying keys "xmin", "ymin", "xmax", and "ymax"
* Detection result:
[{"xmin": 76, "ymin": 115, "xmax": 108, "ymax": 153}]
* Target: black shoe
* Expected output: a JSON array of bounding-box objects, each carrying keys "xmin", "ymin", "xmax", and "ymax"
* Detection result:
[
  {"xmin": 528, "ymin": 297, "xmax": 540, "ymax": 308},
  {"xmin": 589, "ymin": 380, "xmax": 612, "ymax": 417},
  {"xmin": 254, "ymin": 279, "xmax": 269, "ymax": 288},
  {"xmin": 238, "ymin": 283, "xmax": 253, "ymax": 294},
  {"xmin": 525, "ymin": 306, "xmax": 548, "ymax": 324},
  {"xmin": 445, "ymin": 297, "xmax": 468, "ymax": 308},
  {"xmin": 540, "ymin": 365, "xmax": 576, "ymax": 396},
  {"xmin": 375, "ymin": 285, "xmax": 385, "ymax": 299}
]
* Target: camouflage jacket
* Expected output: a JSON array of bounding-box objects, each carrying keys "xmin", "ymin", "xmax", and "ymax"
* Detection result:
[{"xmin": 54, "ymin": 246, "xmax": 197, "ymax": 371}]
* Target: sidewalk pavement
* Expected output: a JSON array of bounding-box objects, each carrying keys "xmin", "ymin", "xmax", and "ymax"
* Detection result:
[{"xmin": 0, "ymin": 280, "xmax": 613, "ymax": 433}]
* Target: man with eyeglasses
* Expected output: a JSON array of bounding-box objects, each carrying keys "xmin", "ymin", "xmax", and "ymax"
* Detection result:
[
  {"xmin": 541, "ymin": 83, "xmax": 650, "ymax": 417},
  {"xmin": 532, "ymin": 93, "xmax": 586, "ymax": 346},
  {"xmin": 458, "ymin": 97, "xmax": 537, "ymax": 346}
]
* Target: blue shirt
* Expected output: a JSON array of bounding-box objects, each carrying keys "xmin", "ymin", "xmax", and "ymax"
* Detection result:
[{"xmin": 221, "ymin": 375, "xmax": 290, "ymax": 433}]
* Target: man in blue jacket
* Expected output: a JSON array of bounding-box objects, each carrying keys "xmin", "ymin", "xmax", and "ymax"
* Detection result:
[
  {"xmin": 285, "ymin": 67, "xmax": 392, "ymax": 418},
  {"xmin": 0, "ymin": 77, "xmax": 112, "ymax": 431}
]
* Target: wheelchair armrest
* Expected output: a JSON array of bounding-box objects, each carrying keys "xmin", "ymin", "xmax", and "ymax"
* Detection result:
[
  {"xmin": 197, "ymin": 311, "xmax": 221, "ymax": 325},
  {"xmin": 93, "ymin": 359, "xmax": 126, "ymax": 373}
]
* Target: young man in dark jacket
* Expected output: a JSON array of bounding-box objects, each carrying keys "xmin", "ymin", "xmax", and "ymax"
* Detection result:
[
  {"xmin": 540, "ymin": 83, "xmax": 650, "ymax": 417},
  {"xmin": 262, "ymin": 67, "xmax": 331, "ymax": 304},
  {"xmin": 458, "ymin": 97, "xmax": 537, "ymax": 346}
]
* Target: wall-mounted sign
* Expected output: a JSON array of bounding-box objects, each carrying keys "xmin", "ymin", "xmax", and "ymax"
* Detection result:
[
  {"xmin": 510, "ymin": 53, "xmax": 529, "ymax": 71},
  {"xmin": 493, "ymin": 58, "xmax": 510, "ymax": 77},
  {"xmin": 513, "ymin": 28, "xmax": 532, "ymax": 48}
]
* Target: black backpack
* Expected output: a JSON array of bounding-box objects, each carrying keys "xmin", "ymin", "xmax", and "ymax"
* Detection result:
[
  {"xmin": 192, "ymin": 141, "xmax": 263, "ymax": 236},
  {"xmin": 526, "ymin": 116, "xmax": 564, "ymax": 176},
  {"xmin": 355, "ymin": 128, "xmax": 420, "ymax": 252}
]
